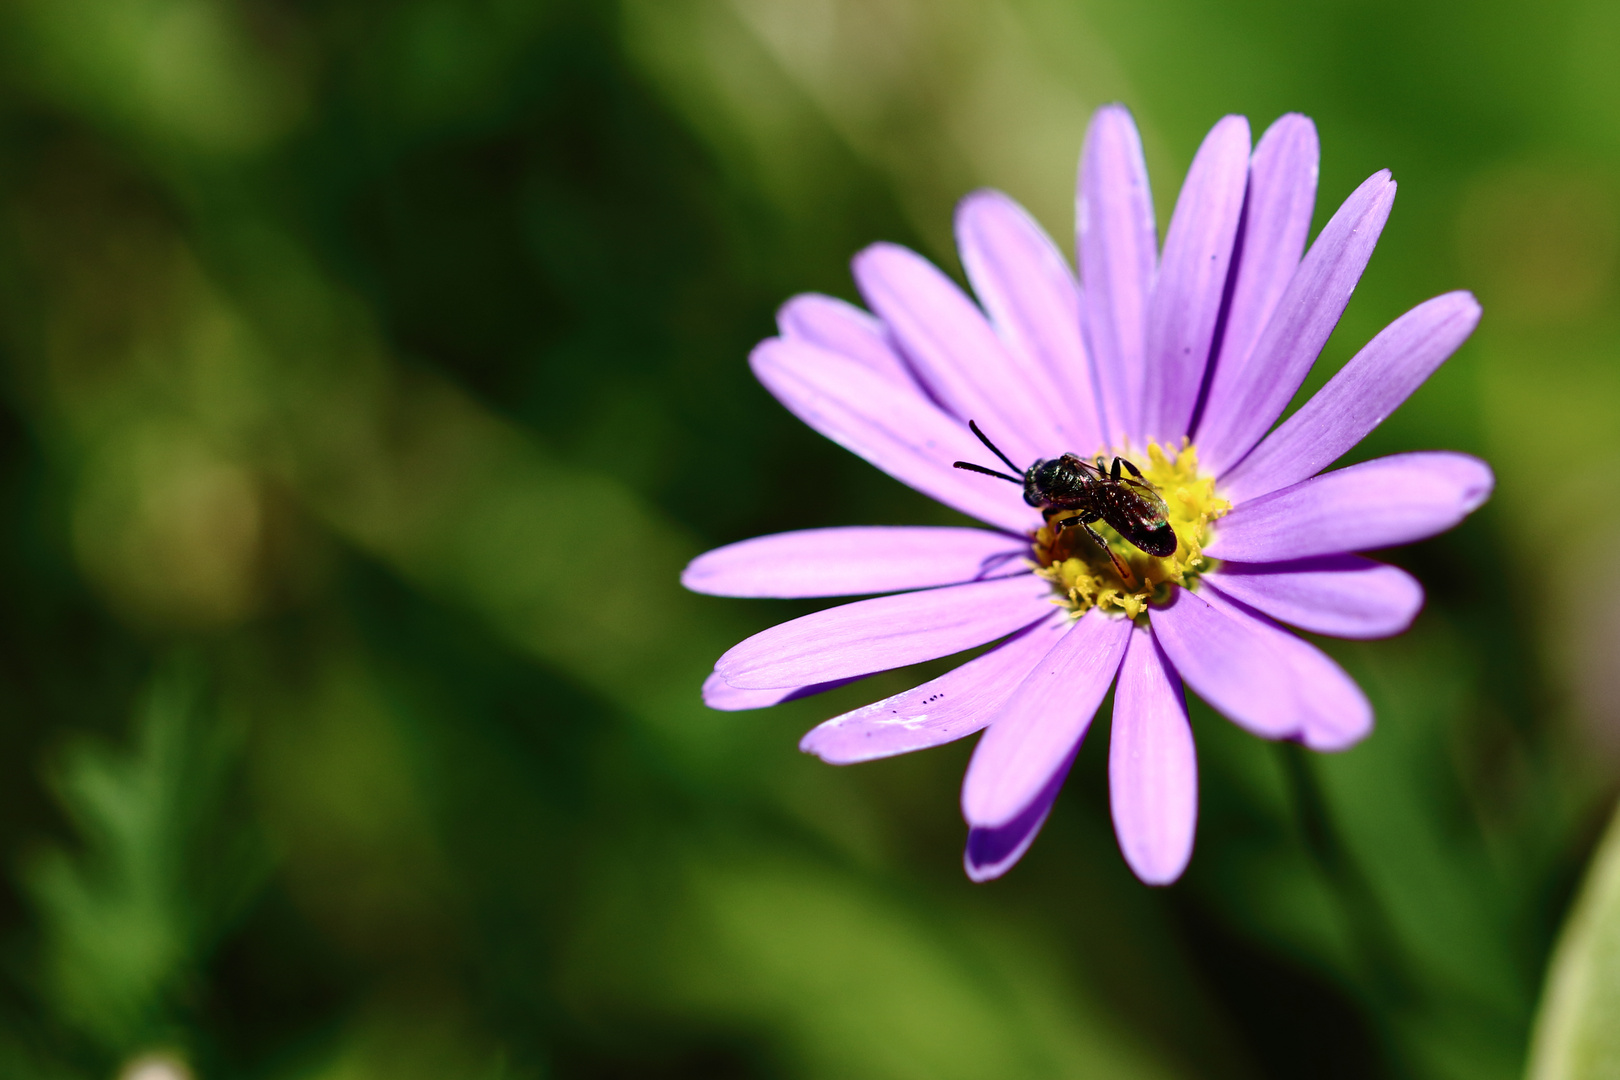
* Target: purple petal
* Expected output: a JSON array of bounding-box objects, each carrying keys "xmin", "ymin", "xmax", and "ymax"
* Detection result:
[
  {"xmin": 955, "ymin": 190, "xmax": 1103, "ymax": 451},
  {"xmin": 1197, "ymin": 170, "xmax": 1398, "ymax": 475},
  {"xmin": 715, "ymin": 575, "xmax": 1053, "ymax": 690},
  {"xmin": 852, "ymin": 243, "xmax": 1052, "ymax": 466},
  {"xmin": 1078, "ymin": 105, "xmax": 1158, "ymax": 448},
  {"xmin": 964, "ymin": 759, "xmax": 1068, "ymax": 883},
  {"xmin": 802, "ymin": 613, "xmax": 1068, "ymax": 764},
  {"xmin": 961, "ymin": 608, "xmax": 1131, "ymax": 827},
  {"xmin": 1110, "ymin": 623, "xmax": 1197, "ymax": 885},
  {"xmin": 1201, "ymin": 115, "xmax": 1319, "ymax": 426},
  {"xmin": 683, "ymin": 526, "xmax": 1028, "ymax": 598},
  {"xmin": 776, "ymin": 293, "xmax": 912, "ymax": 383},
  {"xmin": 1206, "ymin": 452, "xmax": 1494, "ymax": 563},
  {"xmin": 1206, "ymin": 555, "xmax": 1423, "ymax": 639},
  {"xmin": 703, "ymin": 670, "xmax": 861, "ymax": 711},
  {"xmin": 1197, "ymin": 589, "xmax": 1372, "ymax": 751},
  {"xmin": 1141, "ymin": 115, "xmax": 1251, "ymax": 445},
  {"xmin": 1150, "ymin": 587, "xmax": 1302, "ymax": 739},
  {"xmin": 1219, "ymin": 291, "xmax": 1483, "ymax": 502},
  {"xmin": 751, "ymin": 336, "xmax": 1038, "ymax": 533}
]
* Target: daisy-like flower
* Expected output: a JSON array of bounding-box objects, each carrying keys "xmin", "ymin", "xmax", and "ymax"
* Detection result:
[{"xmin": 683, "ymin": 107, "xmax": 1491, "ymax": 885}]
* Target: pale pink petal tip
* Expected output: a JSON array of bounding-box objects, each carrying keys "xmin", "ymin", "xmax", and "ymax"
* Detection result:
[
  {"xmin": 961, "ymin": 610, "xmax": 1131, "ymax": 828},
  {"xmin": 749, "ymin": 335, "xmax": 1038, "ymax": 534},
  {"xmin": 714, "ymin": 575, "xmax": 1051, "ymax": 691},
  {"xmin": 1198, "ymin": 169, "xmax": 1397, "ymax": 474},
  {"xmin": 774, "ymin": 292, "xmax": 907, "ymax": 382},
  {"xmin": 1221, "ymin": 290, "xmax": 1483, "ymax": 502},
  {"xmin": 1205, "ymin": 555, "xmax": 1424, "ymax": 640},
  {"xmin": 851, "ymin": 241, "xmax": 1050, "ymax": 468},
  {"xmin": 702, "ymin": 670, "xmax": 858, "ymax": 712},
  {"xmin": 1078, "ymin": 103, "xmax": 1157, "ymax": 448},
  {"xmin": 800, "ymin": 615, "xmax": 1067, "ymax": 765},
  {"xmin": 955, "ymin": 189, "xmax": 1101, "ymax": 449},
  {"xmin": 1110, "ymin": 625, "xmax": 1197, "ymax": 885},
  {"xmin": 964, "ymin": 761, "xmax": 1069, "ymax": 882},
  {"xmin": 1141, "ymin": 114, "xmax": 1250, "ymax": 444},
  {"xmin": 682, "ymin": 526, "xmax": 1028, "ymax": 599},
  {"xmin": 1207, "ymin": 452, "xmax": 1494, "ymax": 564}
]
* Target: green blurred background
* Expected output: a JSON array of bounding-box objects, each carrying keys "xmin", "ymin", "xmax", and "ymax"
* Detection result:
[{"xmin": 0, "ymin": 0, "xmax": 1617, "ymax": 1077}]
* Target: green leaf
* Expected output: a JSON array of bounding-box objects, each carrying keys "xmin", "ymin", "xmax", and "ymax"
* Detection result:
[
  {"xmin": 1528, "ymin": 802, "xmax": 1620, "ymax": 1080},
  {"xmin": 22, "ymin": 656, "xmax": 269, "ymax": 1056}
]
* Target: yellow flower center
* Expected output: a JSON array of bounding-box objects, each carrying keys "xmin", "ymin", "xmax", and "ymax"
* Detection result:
[{"xmin": 1032, "ymin": 441, "xmax": 1229, "ymax": 620}]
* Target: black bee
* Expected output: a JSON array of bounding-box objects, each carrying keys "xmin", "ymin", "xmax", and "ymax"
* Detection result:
[{"xmin": 953, "ymin": 421, "xmax": 1177, "ymax": 580}]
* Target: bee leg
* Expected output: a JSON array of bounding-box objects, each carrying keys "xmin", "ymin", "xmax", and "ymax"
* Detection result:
[
  {"xmin": 1050, "ymin": 513, "xmax": 1086, "ymax": 555},
  {"xmin": 1110, "ymin": 457, "xmax": 1121, "ymax": 481},
  {"xmin": 1068, "ymin": 515, "xmax": 1134, "ymax": 584},
  {"xmin": 1049, "ymin": 513, "xmax": 1078, "ymax": 547},
  {"xmin": 1115, "ymin": 456, "xmax": 1144, "ymax": 480}
]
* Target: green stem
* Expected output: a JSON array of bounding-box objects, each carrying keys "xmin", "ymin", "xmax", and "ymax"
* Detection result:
[{"xmin": 1279, "ymin": 743, "xmax": 1414, "ymax": 1009}]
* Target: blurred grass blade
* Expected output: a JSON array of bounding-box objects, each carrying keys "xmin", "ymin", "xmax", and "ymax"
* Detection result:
[
  {"xmin": 1528, "ymin": 803, "xmax": 1620, "ymax": 1080},
  {"xmin": 23, "ymin": 658, "xmax": 268, "ymax": 1055}
]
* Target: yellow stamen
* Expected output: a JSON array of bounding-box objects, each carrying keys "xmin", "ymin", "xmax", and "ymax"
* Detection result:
[{"xmin": 1031, "ymin": 440, "xmax": 1229, "ymax": 620}]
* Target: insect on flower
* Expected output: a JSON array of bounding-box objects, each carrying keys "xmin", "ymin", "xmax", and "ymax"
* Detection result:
[
  {"xmin": 953, "ymin": 419, "xmax": 1176, "ymax": 581},
  {"xmin": 683, "ymin": 105, "xmax": 1494, "ymax": 886}
]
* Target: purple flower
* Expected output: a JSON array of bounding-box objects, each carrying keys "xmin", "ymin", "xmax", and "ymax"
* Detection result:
[{"xmin": 683, "ymin": 107, "xmax": 1492, "ymax": 885}]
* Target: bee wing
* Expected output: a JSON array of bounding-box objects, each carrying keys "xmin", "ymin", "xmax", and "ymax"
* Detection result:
[{"xmin": 1067, "ymin": 454, "xmax": 1106, "ymax": 477}]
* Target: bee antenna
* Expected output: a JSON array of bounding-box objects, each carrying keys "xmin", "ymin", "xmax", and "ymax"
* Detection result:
[
  {"xmin": 952, "ymin": 461, "xmax": 1023, "ymax": 484},
  {"xmin": 967, "ymin": 420, "xmax": 1021, "ymax": 475}
]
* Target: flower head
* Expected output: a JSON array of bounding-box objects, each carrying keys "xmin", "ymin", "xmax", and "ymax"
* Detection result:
[{"xmin": 683, "ymin": 107, "xmax": 1491, "ymax": 885}]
